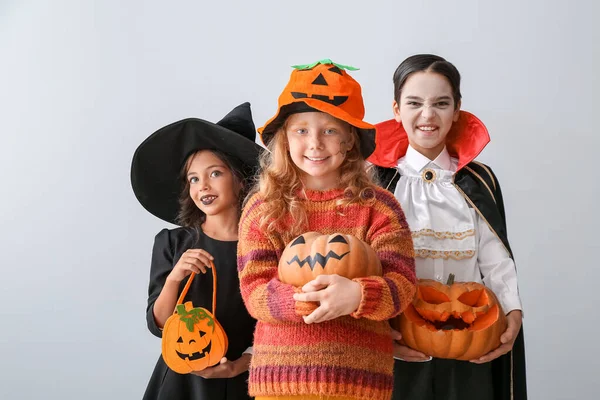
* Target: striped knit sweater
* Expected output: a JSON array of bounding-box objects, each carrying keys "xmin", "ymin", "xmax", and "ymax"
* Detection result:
[{"xmin": 237, "ymin": 187, "xmax": 416, "ymax": 400}]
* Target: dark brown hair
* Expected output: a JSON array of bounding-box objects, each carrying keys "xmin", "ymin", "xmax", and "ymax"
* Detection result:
[{"xmin": 393, "ymin": 54, "xmax": 462, "ymax": 109}]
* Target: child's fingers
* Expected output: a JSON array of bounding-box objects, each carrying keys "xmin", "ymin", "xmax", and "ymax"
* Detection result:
[
  {"xmin": 301, "ymin": 277, "xmax": 330, "ymax": 292},
  {"xmin": 184, "ymin": 254, "xmax": 213, "ymax": 267},
  {"xmin": 470, "ymin": 343, "xmax": 509, "ymax": 363},
  {"xmin": 501, "ymin": 311, "xmax": 521, "ymax": 343},
  {"xmin": 192, "ymin": 263, "xmax": 206, "ymax": 274},
  {"xmin": 303, "ymin": 305, "xmax": 328, "ymax": 324},
  {"xmin": 182, "ymin": 256, "xmax": 212, "ymax": 273},
  {"xmin": 293, "ymin": 291, "xmax": 324, "ymax": 302},
  {"xmin": 397, "ymin": 355, "xmax": 432, "ymax": 362},
  {"xmin": 185, "ymin": 249, "xmax": 214, "ymax": 260},
  {"xmin": 500, "ymin": 329, "xmax": 514, "ymax": 344},
  {"xmin": 393, "ymin": 343, "xmax": 428, "ymax": 360},
  {"xmin": 390, "ymin": 328, "xmax": 402, "ymax": 341},
  {"xmin": 181, "ymin": 259, "xmax": 206, "ymax": 274}
]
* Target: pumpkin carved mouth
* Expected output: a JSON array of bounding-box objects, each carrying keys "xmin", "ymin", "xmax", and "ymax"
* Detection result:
[
  {"xmin": 411, "ymin": 286, "xmax": 499, "ymax": 332},
  {"xmin": 285, "ymin": 250, "xmax": 350, "ymax": 271},
  {"xmin": 175, "ymin": 340, "xmax": 212, "ymax": 361},
  {"xmin": 291, "ymin": 92, "xmax": 348, "ymax": 106}
]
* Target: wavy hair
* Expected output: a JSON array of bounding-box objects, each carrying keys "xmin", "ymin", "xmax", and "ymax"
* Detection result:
[{"xmin": 251, "ymin": 118, "xmax": 377, "ymax": 241}]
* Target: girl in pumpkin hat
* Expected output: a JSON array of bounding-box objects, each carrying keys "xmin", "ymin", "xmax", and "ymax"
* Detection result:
[
  {"xmin": 368, "ymin": 54, "xmax": 526, "ymax": 400},
  {"xmin": 237, "ymin": 59, "xmax": 417, "ymax": 400},
  {"xmin": 131, "ymin": 103, "xmax": 261, "ymax": 400}
]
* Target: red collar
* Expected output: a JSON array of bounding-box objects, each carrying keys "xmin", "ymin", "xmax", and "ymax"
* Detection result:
[{"xmin": 367, "ymin": 111, "xmax": 490, "ymax": 171}]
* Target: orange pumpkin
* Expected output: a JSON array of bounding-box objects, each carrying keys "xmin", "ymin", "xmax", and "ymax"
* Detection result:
[
  {"xmin": 394, "ymin": 274, "xmax": 507, "ymax": 360},
  {"xmin": 161, "ymin": 261, "xmax": 228, "ymax": 373},
  {"xmin": 278, "ymin": 232, "xmax": 382, "ymax": 287}
]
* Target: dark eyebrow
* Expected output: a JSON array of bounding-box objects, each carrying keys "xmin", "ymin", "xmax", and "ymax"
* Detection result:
[
  {"xmin": 405, "ymin": 95, "xmax": 452, "ymax": 101},
  {"xmin": 187, "ymin": 164, "xmax": 225, "ymax": 177}
]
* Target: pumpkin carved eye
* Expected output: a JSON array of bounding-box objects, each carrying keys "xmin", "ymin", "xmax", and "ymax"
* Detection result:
[
  {"xmin": 290, "ymin": 236, "xmax": 306, "ymax": 246},
  {"xmin": 311, "ymin": 73, "xmax": 328, "ymax": 85},
  {"xmin": 329, "ymin": 235, "xmax": 348, "ymax": 244},
  {"xmin": 278, "ymin": 232, "xmax": 382, "ymax": 287},
  {"xmin": 394, "ymin": 275, "xmax": 507, "ymax": 361}
]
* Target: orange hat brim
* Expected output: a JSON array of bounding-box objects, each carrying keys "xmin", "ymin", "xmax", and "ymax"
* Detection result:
[{"xmin": 258, "ymin": 99, "xmax": 376, "ymax": 158}]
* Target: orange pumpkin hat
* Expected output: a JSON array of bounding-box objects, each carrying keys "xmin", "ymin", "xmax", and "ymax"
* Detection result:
[{"xmin": 258, "ymin": 59, "xmax": 377, "ymax": 158}]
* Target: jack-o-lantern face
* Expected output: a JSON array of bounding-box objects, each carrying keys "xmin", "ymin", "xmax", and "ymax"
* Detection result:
[
  {"xmin": 278, "ymin": 63, "xmax": 365, "ymax": 119},
  {"xmin": 278, "ymin": 232, "xmax": 382, "ymax": 287},
  {"xmin": 290, "ymin": 65, "xmax": 349, "ymax": 106},
  {"xmin": 394, "ymin": 276, "xmax": 507, "ymax": 360},
  {"xmin": 162, "ymin": 301, "xmax": 228, "ymax": 373}
]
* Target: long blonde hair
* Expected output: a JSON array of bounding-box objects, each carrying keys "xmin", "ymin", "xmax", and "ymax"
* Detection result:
[{"xmin": 251, "ymin": 117, "xmax": 377, "ymax": 239}]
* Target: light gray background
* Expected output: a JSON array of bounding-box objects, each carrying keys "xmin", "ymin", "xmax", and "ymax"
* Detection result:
[{"xmin": 1, "ymin": 0, "xmax": 597, "ymax": 399}]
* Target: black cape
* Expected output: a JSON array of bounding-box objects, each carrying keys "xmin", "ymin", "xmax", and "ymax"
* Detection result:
[
  {"xmin": 143, "ymin": 228, "xmax": 256, "ymax": 400},
  {"xmin": 373, "ymin": 162, "xmax": 527, "ymax": 400}
]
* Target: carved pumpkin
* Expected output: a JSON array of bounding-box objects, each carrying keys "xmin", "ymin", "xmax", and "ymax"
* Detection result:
[
  {"xmin": 394, "ymin": 275, "xmax": 507, "ymax": 360},
  {"xmin": 161, "ymin": 261, "xmax": 228, "ymax": 373},
  {"xmin": 278, "ymin": 232, "xmax": 382, "ymax": 287}
]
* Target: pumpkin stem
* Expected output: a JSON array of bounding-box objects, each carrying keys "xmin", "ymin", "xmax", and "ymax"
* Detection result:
[
  {"xmin": 291, "ymin": 59, "xmax": 359, "ymax": 71},
  {"xmin": 446, "ymin": 274, "xmax": 455, "ymax": 285},
  {"xmin": 176, "ymin": 306, "xmax": 215, "ymax": 332}
]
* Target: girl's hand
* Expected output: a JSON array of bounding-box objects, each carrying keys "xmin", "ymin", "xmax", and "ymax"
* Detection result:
[
  {"xmin": 470, "ymin": 310, "xmax": 522, "ymax": 364},
  {"xmin": 191, "ymin": 354, "xmax": 251, "ymax": 379},
  {"xmin": 167, "ymin": 249, "xmax": 214, "ymax": 283},
  {"xmin": 293, "ymin": 274, "xmax": 361, "ymax": 324},
  {"xmin": 390, "ymin": 328, "xmax": 431, "ymax": 362}
]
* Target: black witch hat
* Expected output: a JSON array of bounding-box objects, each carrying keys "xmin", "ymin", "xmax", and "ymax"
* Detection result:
[{"xmin": 131, "ymin": 102, "xmax": 262, "ymax": 225}]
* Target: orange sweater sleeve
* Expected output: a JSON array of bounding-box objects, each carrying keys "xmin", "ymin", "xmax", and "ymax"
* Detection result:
[
  {"xmin": 237, "ymin": 193, "xmax": 304, "ymax": 324},
  {"xmin": 350, "ymin": 188, "xmax": 417, "ymax": 321}
]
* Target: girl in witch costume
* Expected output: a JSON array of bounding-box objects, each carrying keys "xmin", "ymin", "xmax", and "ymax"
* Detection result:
[
  {"xmin": 368, "ymin": 54, "xmax": 526, "ymax": 400},
  {"xmin": 131, "ymin": 103, "xmax": 261, "ymax": 400},
  {"xmin": 237, "ymin": 60, "xmax": 417, "ymax": 400}
]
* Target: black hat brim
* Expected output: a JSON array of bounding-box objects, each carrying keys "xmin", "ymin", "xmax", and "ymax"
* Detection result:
[{"xmin": 131, "ymin": 117, "xmax": 262, "ymax": 225}]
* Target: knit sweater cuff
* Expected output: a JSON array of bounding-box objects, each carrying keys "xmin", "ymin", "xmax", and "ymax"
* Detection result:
[
  {"xmin": 294, "ymin": 287, "xmax": 318, "ymax": 317},
  {"xmin": 350, "ymin": 277, "xmax": 388, "ymax": 319}
]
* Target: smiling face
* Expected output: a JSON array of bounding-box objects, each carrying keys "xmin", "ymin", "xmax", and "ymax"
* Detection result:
[
  {"xmin": 186, "ymin": 150, "xmax": 241, "ymax": 217},
  {"xmin": 285, "ymin": 112, "xmax": 354, "ymax": 190},
  {"xmin": 393, "ymin": 71, "xmax": 461, "ymax": 160}
]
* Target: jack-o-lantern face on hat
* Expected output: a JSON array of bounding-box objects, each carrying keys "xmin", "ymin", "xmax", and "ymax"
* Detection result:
[
  {"xmin": 278, "ymin": 232, "xmax": 382, "ymax": 287},
  {"xmin": 393, "ymin": 276, "xmax": 507, "ymax": 360},
  {"xmin": 162, "ymin": 302, "xmax": 228, "ymax": 373},
  {"xmin": 290, "ymin": 65, "xmax": 350, "ymax": 107},
  {"xmin": 258, "ymin": 59, "xmax": 377, "ymax": 158}
]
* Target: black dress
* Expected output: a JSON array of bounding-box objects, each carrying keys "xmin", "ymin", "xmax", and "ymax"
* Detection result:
[{"xmin": 143, "ymin": 228, "xmax": 256, "ymax": 400}]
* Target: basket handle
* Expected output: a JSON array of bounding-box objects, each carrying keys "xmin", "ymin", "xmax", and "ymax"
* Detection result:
[{"xmin": 175, "ymin": 260, "xmax": 217, "ymax": 316}]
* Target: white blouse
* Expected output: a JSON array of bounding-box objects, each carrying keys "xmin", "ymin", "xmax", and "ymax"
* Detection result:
[{"xmin": 394, "ymin": 146, "xmax": 522, "ymax": 314}]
